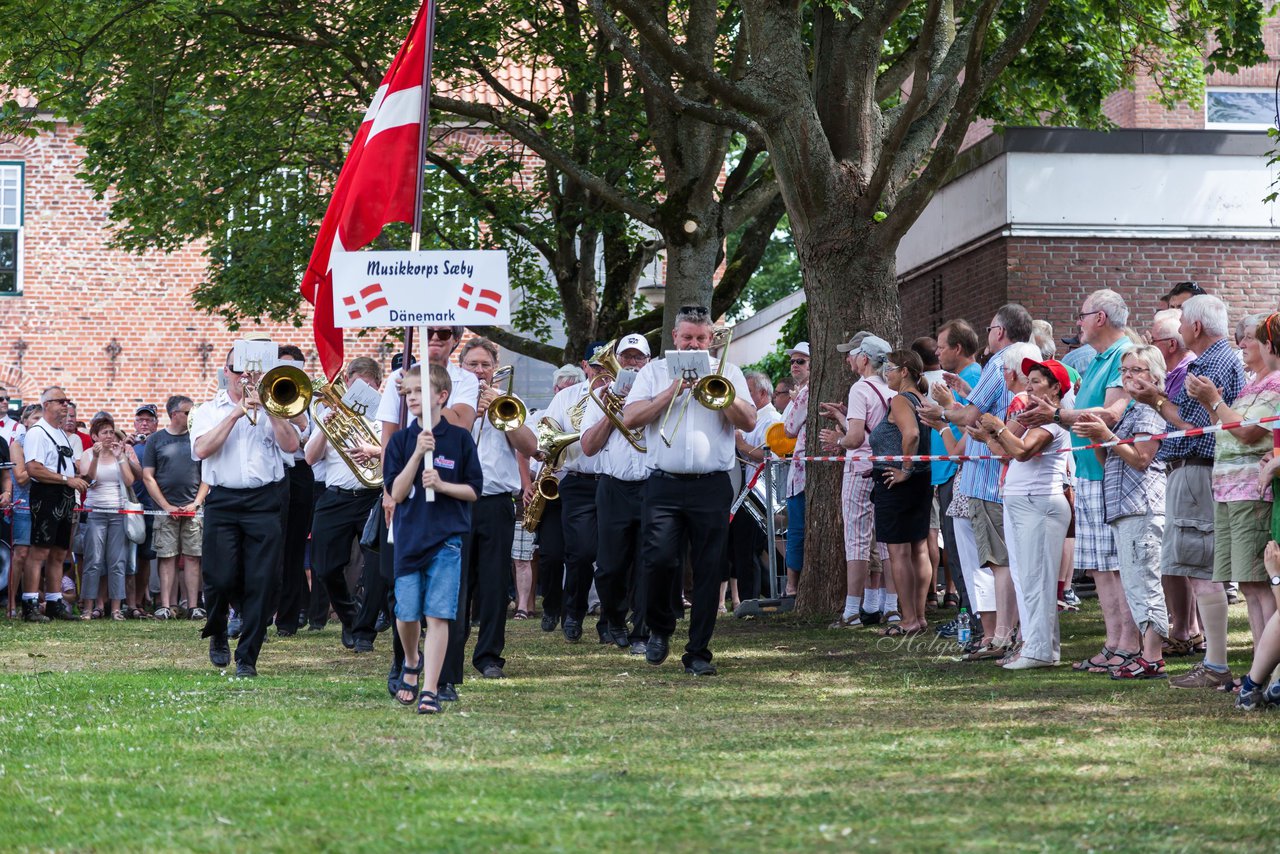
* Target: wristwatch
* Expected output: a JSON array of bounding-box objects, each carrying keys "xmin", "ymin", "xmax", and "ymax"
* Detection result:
[
  {"xmin": 61, "ymin": 473, "xmax": 68, "ymax": 484},
  {"xmin": 1270, "ymin": 576, "xmax": 1280, "ymax": 588},
  {"xmin": 1052, "ymin": 408, "xmax": 1062, "ymax": 424}
]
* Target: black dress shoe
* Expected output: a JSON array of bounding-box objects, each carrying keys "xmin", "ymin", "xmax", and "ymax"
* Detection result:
[
  {"xmin": 276, "ymin": 628, "xmax": 296, "ymax": 638},
  {"xmin": 684, "ymin": 659, "xmax": 717, "ymax": 677},
  {"xmin": 235, "ymin": 662, "xmax": 258, "ymax": 678},
  {"xmin": 562, "ymin": 618, "xmax": 582, "ymax": 643},
  {"xmin": 628, "ymin": 641, "xmax": 647, "ymax": 656},
  {"xmin": 437, "ymin": 683, "xmax": 459, "ymax": 702},
  {"xmin": 608, "ymin": 626, "xmax": 630, "ymax": 648},
  {"xmin": 353, "ymin": 638, "xmax": 374, "ymax": 653},
  {"xmin": 540, "ymin": 611, "xmax": 559, "ymax": 632},
  {"xmin": 307, "ymin": 622, "xmax": 326, "ymax": 632},
  {"xmin": 209, "ymin": 634, "xmax": 231, "ymax": 668},
  {"xmin": 645, "ymin": 633, "xmax": 669, "ymax": 666},
  {"xmin": 481, "ymin": 664, "xmax": 506, "ymax": 679},
  {"xmin": 49, "ymin": 600, "xmax": 78, "ymax": 621},
  {"xmin": 374, "ymin": 611, "xmax": 391, "ymax": 634},
  {"xmin": 341, "ymin": 625, "xmax": 355, "ymax": 650}
]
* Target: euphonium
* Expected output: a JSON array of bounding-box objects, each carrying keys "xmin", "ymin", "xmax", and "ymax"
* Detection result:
[
  {"xmin": 260, "ymin": 364, "xmax": 313, "ymax": 421},
  {"xmin": 485, "ymin": 365, "xmax": 527, "ymax": 431},
  {"xmin": 311, "ymin": 376, "xmax": 383, "ymax": 488},
  {"xmin": 660, "ymin": 327, "xmax": 735, "ymax": 447},
  {"xmin": 586, "ymin": 339, "xmax": 646, "ymax": 452},
  {"xmin": 520, "ymin": 417, "xmax": 581, "ymax": 531}
]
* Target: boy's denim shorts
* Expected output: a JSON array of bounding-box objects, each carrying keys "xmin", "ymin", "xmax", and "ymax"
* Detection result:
[{"xmin": 394, "ymin": 535, "xmax": 463, "ymax": 622}]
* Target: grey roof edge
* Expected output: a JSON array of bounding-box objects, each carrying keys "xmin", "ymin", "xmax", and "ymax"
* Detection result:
[
  {"xmin": 949, "ymin": 126, "xmax": 1273, "ymax": 183},
  {"xmin": 731, "ymin": 289, "xmax": 805, "ymax": 337}
]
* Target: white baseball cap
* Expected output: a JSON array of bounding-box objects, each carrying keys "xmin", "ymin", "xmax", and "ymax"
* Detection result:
[
  {"xmin": 785, "ymin": 342, "xmax": 810, "ymax": 358},
  {"xmin": 617, "ymin": 333, "xmax": 651, "ymax": 357}
]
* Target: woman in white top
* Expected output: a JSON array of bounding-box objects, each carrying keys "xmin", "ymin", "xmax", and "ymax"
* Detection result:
[
  {"xmin": 77, "ymin": 415, "xmax": 139, "ymax": 620},
  {"xmin": 976, "ymin": 357, "xmax": 1073, "ymax": 669}
]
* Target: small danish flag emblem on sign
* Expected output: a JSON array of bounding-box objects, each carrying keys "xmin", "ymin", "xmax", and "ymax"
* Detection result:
[
  {"xmin": 457, "ymin": 283, "xmax": 503, "ymax": 317},
  {"xmin": 342, "ymin": 283, "xmax": 390, "ymax": 320}
]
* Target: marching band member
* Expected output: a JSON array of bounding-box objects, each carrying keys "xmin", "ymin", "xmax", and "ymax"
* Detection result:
[
  {"xmin": 542, "ymin": 347, "xmax": 609, "ymax": 643},
  {"xmin": 446, "ymin": 338, "xmax": 537, "ymax": 680},
  {"xmin": 623, "ymin": 306, "xmax": 755, "ymax": 675},
  {"xmin": 534, "ymin": 365, "xmax": 585, "ymax": 633},
  {"xmin": 305, "ymin": 357, "xmax": 383, "ymax": 653},
  {"xmin": 580, "ymin": 333, "xmax": 652, "ymax": 653},
  {"xmin": 273, "ymin": 344, "xmax": 316, "ymax": 637},
  {"xmin": 192, "ymin": 347, "xmax": 303, "ymax": 677}
]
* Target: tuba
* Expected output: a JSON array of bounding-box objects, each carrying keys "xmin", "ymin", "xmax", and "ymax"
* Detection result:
[
  {"xmin": 520, "ymin": 416, "xmax": 580, "ymax": 531},
  {"xmin": 484, "ymin": 365, "xmax": 527, "ymax": 431},
  {"xmin": 586, "ymin": 339, "xmax": 646, "ymax": 452},
  {"xmin": 310, "ymin": 376, "xmax": 383, "ymax": 488},
  {"xmin": 660, "ymin": 327, "xmax": 735, "ymax": 447}
]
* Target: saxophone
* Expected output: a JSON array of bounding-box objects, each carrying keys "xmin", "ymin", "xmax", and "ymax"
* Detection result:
[{"xmin": 519, "ymin": 417, "xmax": 580, "ymax": 531}]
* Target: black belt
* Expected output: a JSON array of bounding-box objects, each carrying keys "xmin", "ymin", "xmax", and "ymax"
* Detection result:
[
  {"xmin": 327, "ymin": 485, "xmax": 380, "ymax": 497},
  {"xmin": 565, "ymin": 472, "xmax": 603, "ymax": 481},
  {"xmin": 1166, "ymin": 457, "xmax": 1213, "ymax": 471},
  {"xmin": 651, "ymin": 469, "xmax": 720, "ymax": 481}
]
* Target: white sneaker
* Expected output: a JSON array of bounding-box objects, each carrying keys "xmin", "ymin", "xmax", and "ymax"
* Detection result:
[{"xmin": 1002, "ymin": 656, "xmax": 1055, "ymax": 670}]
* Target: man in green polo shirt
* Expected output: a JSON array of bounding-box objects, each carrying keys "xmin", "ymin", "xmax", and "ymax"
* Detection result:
[{"xmin": 1018, "ymin": 289, "xmax": 1135, "ymax": 673}]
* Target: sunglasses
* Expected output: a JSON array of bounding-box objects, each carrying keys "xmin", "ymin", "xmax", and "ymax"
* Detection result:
[
  {"xmin": 46, "ymin": 398, "xmax": 71, "ymax": 405},
  {"xmin": 427, "ymin": 329, "xmax": 454, "ymax": 341},
  {"xmin": 678, "ymin": 304, "xmax": 710, "ymax": 317},
  {"xmin": 224, "ymin": 366, "xmax": 243, "ymax": 375},
  {"xmin": 790, "ymin": 358, "xmax": 808, "ymax": 365}
]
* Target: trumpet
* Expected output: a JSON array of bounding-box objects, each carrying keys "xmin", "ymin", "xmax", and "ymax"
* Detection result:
[
  {"xmin": 659, "ymin": 327, "xmax": 735, "ymax": 447},
  {"xmin": 484, "ymin": 365, "xmax": 527, "ymax": 431},
  {"xmin": 244, "ymin": 364, "xmax": 313, "ymax": 425},
  {"xmin": 311, "ymin": 377, "xmax": 382, "ymax": 488},
  {"xmin": 586, "ymin": 339, "xmax": 646, "ymax": 452},
  {"xmin": 520, "ymin": 416, "xmax": 581, "ymax": 531}
]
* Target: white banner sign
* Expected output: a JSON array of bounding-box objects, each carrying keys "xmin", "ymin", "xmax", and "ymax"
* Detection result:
[{"xmin": 331, "ymin": 250, "xmax": 510, "ymax": 328}]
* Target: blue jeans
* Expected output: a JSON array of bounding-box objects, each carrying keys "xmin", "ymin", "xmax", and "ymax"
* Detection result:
[
  {"xmin": 394, "ymin": 536, "xmax": 463, "ymax": 621},
  {"xmin": 786, "ymin": 492, "xmax": 805, "ymax": 573}
]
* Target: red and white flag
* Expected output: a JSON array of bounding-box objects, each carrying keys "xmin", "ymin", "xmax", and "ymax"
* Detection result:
[{"xmin": 300, "ymin": 1, "xmax": 430, "ymax": 379}]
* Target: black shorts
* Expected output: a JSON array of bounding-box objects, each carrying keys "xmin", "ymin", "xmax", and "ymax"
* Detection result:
[{"xmin": 30, "ymin": 482, "xmax": 77, "ymax": 549}]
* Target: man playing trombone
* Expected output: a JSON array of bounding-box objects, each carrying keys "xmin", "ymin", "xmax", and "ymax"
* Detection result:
[
  {"xmin": 580, "ymin": 333, "xmax": 652, "ymax": 654},
  {"xmin": 622, "ymin": 305, "xmax": 756, "ymax": 675},
  {"xmin": 192, "ymin": 344, "xmax": 304, "ymax": 678}
]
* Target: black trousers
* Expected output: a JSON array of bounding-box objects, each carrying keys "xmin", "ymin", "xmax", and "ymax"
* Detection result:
[
  {"xmin": 373, "ymin": 510, "xmax": 407, "ymax": 681},
  {"xmin": 725, "ymin": 506, "xmax": 767, "ymax": 601},
  {"xmin": 446, "ymin": 493, "xmax": 515, "ymax": 676},
  {"xmin": 201, "ymin": 481, "xmax": 287, "ymax": 668},
  {"xmin": 536, "ymin": 498, "xmax": 566, "ymax": 617},
  {"xmin": 559, "ymin": 474, "xmax": 600, "ymax": 623},
  {"xmin": 936, "ymin": 474, "xmax": 972, "ymax": 612},
  {"xmin": 305, "ymin": 480, "xmax": 330, "ymax": 626},
  {"xmin": 310, "ymin": 486, "xmax": 379, "ymax": 631},
  {"xmin": 641, "ymin": 471, "xmax": 732, "ymax": 666},
  {"xmin": 274, "ymin": 461, "xmax": 314, "ymax": 631},
  {"xmin": 595, "ymin": 476, "xmax": 647, "ymax": 640}
]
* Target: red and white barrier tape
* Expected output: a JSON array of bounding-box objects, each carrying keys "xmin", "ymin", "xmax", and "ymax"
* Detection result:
[
  {"xmin": 729, "ymin": 460, "xmax": 768, "ymax": 521},
  {"xmin": 783, "ymin": 413, "xmax": 1280, "ymax": 464},
  {"xmin": 8, "ymin": 500, "xmax": 198, "ymax": 518}
]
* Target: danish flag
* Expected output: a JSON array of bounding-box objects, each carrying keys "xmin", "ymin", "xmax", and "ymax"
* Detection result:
[
  {"xmin": 343, "ymin": 283, "xmax": 390, "ymax": 320},
  {"xmin": 299, "ymin": 1, "xmax": 431, "ymax": 379},
  {"xmin": 457, "ymin": 283, "xmax": 503, "ymax": 317}
]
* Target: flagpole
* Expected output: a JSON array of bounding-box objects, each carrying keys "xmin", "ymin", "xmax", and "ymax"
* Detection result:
[{"xmin": 401, "ymin": 0, "xmax": 438, "ymax": 429}]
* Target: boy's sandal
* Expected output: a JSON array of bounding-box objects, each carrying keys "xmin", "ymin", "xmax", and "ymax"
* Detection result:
[
  {"xmin": 1071, "ymin": 645, "xmax": 1116, "ymax": 672},
  {"xmin": 90, "ymin": 608, "xmax": 104, "ymax": 620},
  {"xmin": 512, "ymin": 609, "xmax": 529, "ymax": 620},
  {"xmin": 396, "ymin": 662, "xmax": 424, "ymax": 706},
  {"xmin": 416, "ymin": 690, "xmax": 442, "ymax": 715},
  {"xmin": 878, "ymin": 624, "xmax": 908, "ymax": 637}
]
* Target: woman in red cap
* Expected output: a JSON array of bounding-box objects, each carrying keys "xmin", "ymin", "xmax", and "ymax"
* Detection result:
[{"xmin": 974, "ymin": 356, "xmax": 1073, "ymax": 670}]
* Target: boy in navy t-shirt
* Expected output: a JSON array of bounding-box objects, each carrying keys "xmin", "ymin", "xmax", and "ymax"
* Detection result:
[{"xmin": 384, "ymin": 364, "xmax": 483, "ymax": 714}]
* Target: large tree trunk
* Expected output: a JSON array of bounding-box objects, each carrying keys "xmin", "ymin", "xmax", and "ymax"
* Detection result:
[
  {"xmin": 659, "ymin": 220, "xmax": 723, "ymax": 338},
  {"xmin": 793, "ymin": 230, "xmax": 901, "ymax": 616}
]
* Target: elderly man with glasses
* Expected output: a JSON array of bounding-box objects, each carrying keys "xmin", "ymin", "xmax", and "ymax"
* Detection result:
[{"xmin": 20, "ymin": 387, "xmax": 89, "ymax": 622}]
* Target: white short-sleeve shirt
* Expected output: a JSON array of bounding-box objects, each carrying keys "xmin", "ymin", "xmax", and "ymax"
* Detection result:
[
  {"xmin": 376, "ymin": 363, "xmax": 480, "ymax": 428},
  {"xmin": 24, "ymin": 418, "xmax": 82, "ymax": 475},
  {"xmin": 626, "ymin": 359, "xmax": 751, "ymax": 475}
]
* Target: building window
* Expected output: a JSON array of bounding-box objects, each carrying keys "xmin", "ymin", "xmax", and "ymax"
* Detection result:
[
  {"xmin": 0, "ymin": 162, "xmax": 21, "ymax": 295},
  {"xmin": 1205, "ymin": 88, "xmax": 1276, "ymax": 131}
]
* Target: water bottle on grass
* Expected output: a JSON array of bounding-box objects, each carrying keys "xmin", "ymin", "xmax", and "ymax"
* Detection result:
[{"xmin": 957, "ymin": 608, "xmax": 971, "ymax": 647}]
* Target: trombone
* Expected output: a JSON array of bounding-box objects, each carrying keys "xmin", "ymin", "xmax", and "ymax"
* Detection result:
[
  {"xmin": 659, "ymin": 327, "xmax": 736, "ymax": 447},
  {"xmin": 484, "ymin": 365, "xmax": 527, "ymax": 431},
  {"xmin": 586, "ymin": 339, "xmax": 646, "ymax": 452},
  {"xmin": 244, "ymin": 364, "xmax": 313, "ymax": 425}
]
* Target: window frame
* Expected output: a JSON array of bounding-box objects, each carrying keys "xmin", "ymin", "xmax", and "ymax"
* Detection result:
[
  {"xmin": 1204, "ymin": 87, "xmax": 1277, "ymax": 132},
  {"xmin": 0, "ymin": 160, "xmax": 23, "ymax": 297}
]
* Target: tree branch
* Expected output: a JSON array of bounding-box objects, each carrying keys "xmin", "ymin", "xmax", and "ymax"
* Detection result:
[
  {"xmin": 468, "ymin": 54, "xmax": 550, "ymax": 122},
  {"xmin": 604, "ymin": 0, "xmax": 772, "ymax": 115},
  {"xmin": 724, "ymin": 172, "xmax": 780, "ymax": 233},
  {"xmin": 720, "ymin": 142, "xmax": 762, "ymax": 202},
  {"xmin": 712, "ymin": 194, "xmax": 789, "ymax": 320},
  {"xmin": 422, "ymin": 150, "xmax": 556, "ymax": 262},
  {"xmin": 467, "ymin": 325, "xmax": 564, "ymax": 364},
  {"xmin": 431, "ymin": 93, "xmax": 659, "ymax": 227},
  {"xmin": 874, "ymin": 37, "xmax": 921, "ymax": 102},
  {"xmin": 588, "ymin": 0, "xmax": 766, "ymax": 146}
]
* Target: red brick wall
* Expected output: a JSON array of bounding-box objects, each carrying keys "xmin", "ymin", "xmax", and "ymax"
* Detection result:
[
  {"xmin": 898, "ymin": 238, "xmax": 1009, "ymax": 342},
  {"xmin": 900, "ymin": 235, "xmax": 1280, "ymax": 349}
]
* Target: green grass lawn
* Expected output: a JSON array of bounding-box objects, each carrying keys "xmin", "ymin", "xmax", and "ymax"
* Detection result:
[{"xmin": 1, "ymin": 601, "xmax": 1275, "ymax": 853}]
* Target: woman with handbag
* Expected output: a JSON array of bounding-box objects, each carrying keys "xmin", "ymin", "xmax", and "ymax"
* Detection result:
[{"xmin": 78, "ymin": 415, "xmax": 139, "ymax": 620}]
